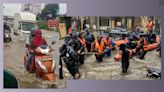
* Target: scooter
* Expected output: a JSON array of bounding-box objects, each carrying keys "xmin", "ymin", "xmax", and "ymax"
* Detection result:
[
  {"xmin": 4, "ymin": 30, "xmax": 12, "ymax": 43},
  {"xmin": 147, "ymin": 67, "xmax": 161, "ymax": 79},
  {"xmin": 35, "ymin": 41, "xmax": 56, "ymax": 81}
]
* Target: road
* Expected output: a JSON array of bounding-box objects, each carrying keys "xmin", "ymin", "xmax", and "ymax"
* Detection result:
[
  {"xmin": 62, "ymin": 50, "xmax": 161, "ymax": 80},
  {"xmin": 4, "ymin": 30, "xmax": 66, "ymax": 88},
  {"xmin": 4, "ymin": 30, "xmax": 161, "ymax": 88},
  {"xmin": 62, "ymin": 32, "xmax": 161, "ymax": 80}
]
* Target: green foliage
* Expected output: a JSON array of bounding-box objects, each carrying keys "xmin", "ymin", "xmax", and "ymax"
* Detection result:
[
  {"xmin": 37, "ymin": 22, "xmax": 48, "ymax": 30},
  {"xmin": 41, "ymin": 4, "xmax": 59, "ymax": 21}
]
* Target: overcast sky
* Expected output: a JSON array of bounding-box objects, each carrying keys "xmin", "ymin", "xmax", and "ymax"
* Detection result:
[{"xmin": 3, "ymin": 3, "xmax": 67, "ymax": 16}]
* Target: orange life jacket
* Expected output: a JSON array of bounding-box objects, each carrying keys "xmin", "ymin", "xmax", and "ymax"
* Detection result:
[
  {"xmin": 102, "ymin": 37, "xmax": 107, "ymax": 44},
  {"xmin": 144, "ymin": 43, "xmax": 159, "ymax": 51},
  {"xmin": 79, "ymin": 37, "xmax": 86, "ymax": 47},
  {"xmin": 106, "ymin": 37, "xmax": 112, "ymax": 48},
  {"xmin": 114, "ymin": 40, "xmax": 127, "ymax": 47},
  {"xmin": 102, "ymin": 37, "xmax": 110, "ymax": 46},
  {"xmin": 95, "ymin": 39, "xmax": 105, "ymax": 54}
]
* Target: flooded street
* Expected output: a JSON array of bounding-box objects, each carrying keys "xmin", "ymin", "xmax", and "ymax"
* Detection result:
[
  {"xmin": 61, "ymin": 32, "xmax": 161, "ymax": 80},
  {"xmin": 63, "ymin": 50, "xmax": 161, "ymax": 80},
  {"xmin": 4, "ymin": 30, "xmax": 66, "ymax": 88},
  {"xmin": 4, "ymin": 30, "xmax": 161, "ymax": 88}
]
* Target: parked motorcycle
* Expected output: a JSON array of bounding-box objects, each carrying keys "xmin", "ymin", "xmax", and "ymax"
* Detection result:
[
  {"xmin": 4, "ymin": 29, "xmax": 12, "ymax": 43},
  {"xmin": 147, "ymin": 67, "xmax": 161, "ymax": 79},
  {"xmin": 59, "ymin": 45, "xmax": 80, "ymax": 79}
]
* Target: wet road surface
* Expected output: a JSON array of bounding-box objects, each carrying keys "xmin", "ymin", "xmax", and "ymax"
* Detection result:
[
  {"xmin": 4, "ymin": 30, "xmax": 66, "ymax": 88},
  {"xmin": 4, "ymin": 30, "xmax": 161, "ymax": 88}
]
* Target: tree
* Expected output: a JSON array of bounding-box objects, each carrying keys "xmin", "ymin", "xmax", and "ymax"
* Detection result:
[
  {"xmin": 41, "ymin": 4, "xmax": 59, "ymax": 21},
  {"xmin": 140, "ymin": 16, "xmax": 149, "ymax": 33}
]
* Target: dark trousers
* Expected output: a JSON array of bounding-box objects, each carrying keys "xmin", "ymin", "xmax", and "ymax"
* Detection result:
[
  {"xmin": 79, "ymin": 55, "xmax": 84, "ymax": 65},
  {"xmin": 95, "ymin": 54, "xmax": 104, "ymax": 62},
  {"xmin": 122, "ymin": 61, "xmax": 129, "ymax": 73},
  {"xmin": 86, "ymin": 43, "xmax": 91, "ymax": 52},
  {"xmin": 27, "ymin": 52, "xmax": 35, "ymax": 69},
  {"xmin": 136, "ymin": 46, "xmax": 147, "ymax": 59}
]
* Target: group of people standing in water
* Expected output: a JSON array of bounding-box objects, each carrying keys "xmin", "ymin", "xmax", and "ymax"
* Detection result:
[{"xmin": 59, "ymin": 24, "xmax": 160, "ymax": 78}]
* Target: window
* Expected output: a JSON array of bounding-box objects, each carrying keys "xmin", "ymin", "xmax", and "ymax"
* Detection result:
[
  {"xmin": 21, "ymin": 22, "xmax": 36, "ymax": 31},
  {"xmin": 100, "ymin": 17, "xmax": 109, "ymax": 26}
]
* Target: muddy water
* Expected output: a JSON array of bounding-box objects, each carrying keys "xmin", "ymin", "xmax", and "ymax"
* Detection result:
[
  {"xmin": 63, "ymin": 49, "xmax": 161, "ymax": 80},
  {"xmin": 4, "ymin": 30, "xmax": 66, "ymax": 88},
  {"xmin": 4, "ymin": 30, "xmax": 161, "ymax": 88}
]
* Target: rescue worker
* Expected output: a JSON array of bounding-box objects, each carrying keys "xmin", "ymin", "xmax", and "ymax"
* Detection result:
[
  {"xmin": 68, "ymin": 32, "xmax": 81, "ymax": 51},
  {"xmin": 120, "ymin": 44, "xmax": 130, "ymax": 73},
  {"xmin": 77, "ymin": 32, "xmax": 86, "ymax": 65},
  {"xmin": 84, "ymin": 29, "xmax": 95, "ymax": 52},
  {"xmin": 94, "ymin": 35, "xmax": 105, "ymax": 62},
  {"xmin": 146, "ymin": 19, "xmax": 154, "ymax": 35},
  {"xmin": 135, "ymin": 34, "xmax": 147, "ymax": 59},
  {"xmin": 102, "ymin": 35, "xmax": 112, "ymax": 57}
]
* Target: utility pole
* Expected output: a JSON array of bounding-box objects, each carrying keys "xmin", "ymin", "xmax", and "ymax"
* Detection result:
[{"xmin": 96, "ymin": 17, "xmax": 100, "ymax": 31}]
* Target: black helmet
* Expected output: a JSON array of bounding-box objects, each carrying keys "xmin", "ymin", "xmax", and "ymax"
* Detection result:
[
  {"xmin": 64, "ymin": 35, "xmax": 71, "ymax": 43},
  {"xmin": 72, "ymin": 32, "xmax": 77, "ymax": 39}
]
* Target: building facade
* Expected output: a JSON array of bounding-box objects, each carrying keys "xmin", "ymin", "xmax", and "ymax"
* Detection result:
[{"xmin": 21, "ymin": 4, "xmax": 42, "ymax": 15}]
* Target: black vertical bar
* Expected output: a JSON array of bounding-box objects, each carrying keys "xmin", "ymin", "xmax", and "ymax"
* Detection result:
[{"xmin": 59, "ymin": 57, "xmax": 63, "ymax": 79}]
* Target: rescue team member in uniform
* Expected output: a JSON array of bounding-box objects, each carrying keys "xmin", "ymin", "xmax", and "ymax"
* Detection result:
[
  {"xmin": 102, "ymin": 35, "xmax": 112, "ymax": 57},
  {"xmin": 94, "ymin": 35, "xmax": 105, "ymax": 63},
  {"xmin": 77, "ymin": 32, "xmax": 86, "ymax": 65},
  {"xmin": 119, "ymin": 44, "xmax": 130, "ymax": 73},
  {"xmin": 135, "ymin": 34, "xmax": 148, "ymax": 59},
  {"xmin": 84, "ymin": 29, "xmax": 95, "ymax": 52},
  {"xmin": 146, "ymin": 19, "xmax": 154, "ymax": 35}
]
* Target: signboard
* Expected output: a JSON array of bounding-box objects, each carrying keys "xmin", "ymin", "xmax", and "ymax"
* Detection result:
[
  {"xmin": 127, "ymin": 18, "xmax": 132, "ymax": 29},
  {"xmin": 111, "ymin": 20, "xmax": 115, "ymax": 28},
  {"xmin": 47, "ymin": 19, "xmax": 59, "ymax": 28},
  {"xmin": 117, "ymin": 22, "xmax": 122, "ymax": 27},
  {"xmin": 59, "ymin": 23, "xmax": 67, "ymax": 39}
]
